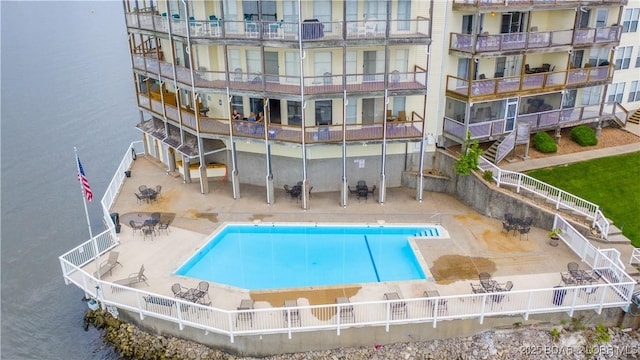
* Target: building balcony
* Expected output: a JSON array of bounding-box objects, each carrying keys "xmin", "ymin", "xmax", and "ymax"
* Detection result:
[
  {"xmin": 125, "ymin": 12, "xmax": 431, "ymax": 43},
  {"xmin": 137, "ymin": 93, "xmax": 425, "ymax": 145},
  {"xmin": 446, "ymin": 65, "xmax": 612, "ymax": 101},
  {"xmin": 132, "ymin": 54, "xmax": 427, "ymax": 97},
  {"xmin": 443, "ymin": 102, "xmax": 622, "ymax": 143},
  {"xmin": 452, "ymin": 0, "xmax": 627, "ymax": 12},
  {"xmin": 450, "ymin": 26, "xmax": 620, "ymax": 55}
]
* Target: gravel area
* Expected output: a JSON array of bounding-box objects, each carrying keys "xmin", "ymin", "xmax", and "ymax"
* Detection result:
[{"xmin": 526, "ymin": 127, "xmax": 640, "ymax": 159}]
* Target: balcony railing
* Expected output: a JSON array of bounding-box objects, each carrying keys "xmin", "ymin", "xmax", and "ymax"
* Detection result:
[
  {"xmin": 126, "ymin": 13, "xmax": 430, "ymax": 41},
  {"xmin": 132, "ymin": 55, "xmax": 427, "ymax": 95},
  {"xmin": 138, "ymin": 93, "xmax": 424, "ymax": 144},
  {"xmin": 452, "ymin": 0, "xmax": 627, "ymax": 9},
  {"xmin": 446, "ymin": 65, "xmax": 612, "ymax": 99},
  {"xmin": 450, "ymin": 26, "xmax": 619, "ymax": 54},
  {"xmin": 443, "ymin": 102, "xmax": 620, "ymax": 142}
]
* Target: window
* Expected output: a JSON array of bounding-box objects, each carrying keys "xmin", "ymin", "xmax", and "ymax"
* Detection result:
[
  {"xmin": 313, "ymin": 1, "xmax": 331, "ymax": 32},
  {"xmin": 397, "ymin": 0, "xmax": 411, "ymax": 31},
  {"xmin": 607, "ymin": 83, "xmax": 625, "ymax": 103},
  {"xmin": 614, "ymin": 46, "xmax": 633, "ymax": 70},
  {"xmin": 628, "ymin": 81, "xmax": 640, "ymax": 102},
  {"xmin": 346, "ymin": 96, "xmax": 357, "ymax": 124},
  {"xmin": 595, "ymin": 9, "xmax": 608, "ymax": 28},
  {"xmin": 315, "ymin": 100, "xmax": 332, "ymax": 125},
  {"xmin": 636, "ymin": 51, "xmax": 640, "ymax": 68},
  {"xmin": 587, "ymin": 48, "xmax": 609, "ymax": 67},
  {"xmin": 245, "ymin": 50, "xmax": 261, "ymax": 74},
  {"xmin": 580, "ymin": 86, "xmax": 603, "ymax": 106},
  {"xmin": 231, "ymin": 95, "xmax": 244, "ymax": 115},
  {"xmin": 287, "ymin": 101, "xmax": 302, "ymax": 126},
  {"xmin": 313, "ymin": 52, "xmax": 332, "ymax": 78},
  {"xmin": 346, "ymin": 51, "xmax": 357, "ymax": 83},
  {"xmin": 622, "ymin": 8, "xmax": 639, "ymax": 33},
  {"xmin": 284, "ymin": 51, "xmax": 299, "ymax": 84},
  {"xmin": 392, "ymin": 96, "xmax": 406, "ymax": 116}
]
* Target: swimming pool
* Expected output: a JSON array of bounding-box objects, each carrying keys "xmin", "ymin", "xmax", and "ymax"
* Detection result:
[{"xmin": 176, "ymin": 224, "xmax": 441, "ymax": 290}]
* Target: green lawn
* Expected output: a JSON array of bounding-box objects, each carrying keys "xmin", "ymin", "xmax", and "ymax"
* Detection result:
[{"xmin": 526, "ymin": 152, "xmax": 640, "ymax": 247}]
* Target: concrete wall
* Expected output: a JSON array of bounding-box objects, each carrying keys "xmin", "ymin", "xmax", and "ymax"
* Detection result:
[
  {"xmin": 117, "ymin": 306, "xmax": 640, "ymax": 358},
  {"xmin": 232, "ymin": 151, "xmax": 408, "ymax": 192}
]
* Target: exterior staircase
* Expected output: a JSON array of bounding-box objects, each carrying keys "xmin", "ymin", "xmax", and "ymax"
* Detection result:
[
  {"xmin": 483, "ymin": 138, "xmax": 504, "ymax": 164},
  {"xmin": 628, "ymin": 108, "xmax": 640, "ymax": 124}
]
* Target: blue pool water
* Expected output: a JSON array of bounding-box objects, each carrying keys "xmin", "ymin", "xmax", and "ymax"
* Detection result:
[{"xmin": 176, "ymin": 224, "xmax": 440, "ymax": 290}]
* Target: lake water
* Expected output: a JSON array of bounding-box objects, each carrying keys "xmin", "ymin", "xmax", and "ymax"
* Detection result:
[{"xmin": 1, "ymin": 2, "xmax": 138, "ymax": 358}]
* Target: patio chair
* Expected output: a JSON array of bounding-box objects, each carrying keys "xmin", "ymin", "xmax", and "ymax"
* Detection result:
[
  {"xmin": 112, "ymin": 265, "xmax": 148, "ymax": 288},
  {"xmin": 129, "ymin": 220, "xmax": 143, "ymax": 236},
  {"xmin": 193, "ymin": 281, "xmax": 210, "ymax": 303},
  {"xmin": 138, "ymin": 185, "xmax": 147, "ymax": 193},
  {"xmin": 157, "ymin": 221, "xmax": 170, "ymax": 235},
  {"xmin": 518, "ymin": 225, "xmax": 531, "ymax": 241},
  {"xmin": 560, "ymin": 272, "xmax": 577, "ymax": 286},
  {"xmin": 134, "ymin": 193, "xmax": 145, "ymax": 205},
  {"xmin": 94, "ymin": 251, "xmax": 123, "ymax": 278},
  {"xmin": 470, "ymin": 282, "xmax": 486, "ymax": 294},
  {"xmin": 171, "ymin": 283, "xmax": 192, "ymax": 300},
  {"xmin": 501, "ymin": 221, "xmax": 517, "ymax": 236},
  {"xmin": 155, "ymin": 185, "xmax": 162, "ymax": 198}
]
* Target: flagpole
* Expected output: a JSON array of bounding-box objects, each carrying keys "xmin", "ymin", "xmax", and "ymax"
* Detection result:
[
  {"xmin": 75, "ymin": 147, "xmax": 94, "ymax": 238},
  {"xmin": 75, "ymin": 147, "xmax": 101, "ymax": 290}
]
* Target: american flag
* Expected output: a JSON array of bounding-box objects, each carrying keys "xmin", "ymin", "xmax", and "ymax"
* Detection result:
[{"xmin": 77, "ymin": 156, "xmax": 93, "ymax": 202}]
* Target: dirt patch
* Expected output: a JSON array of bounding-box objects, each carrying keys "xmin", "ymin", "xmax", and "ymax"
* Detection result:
[
  {"xmin": 183, "ymin": 209, "xmax": 218, "ymax": 222},
  {"xmin": 250, "ymin": 214, "xmax": 274, "ymax": 221},
  {"xmin": 430, "ymin": 255, "xmax": 496, "ymax": 285},
  {"xmin": 250, "ymin": 286, "xmax": 361, "ymax": 321},
  {"xmin": 505, "ymin": 127, "xmax": 640, "ymax": 163}
]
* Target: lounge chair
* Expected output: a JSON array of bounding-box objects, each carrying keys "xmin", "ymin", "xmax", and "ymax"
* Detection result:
[
  {"xmin": 336, "ymin": 297, "xmax": 354, "ymax": 322},
  {"xmin": 283, "ymin": 299, "xmax": 300, "ymax": 326},
  {"xmin": 113, "ymin": 265, "xmax": 148, "ymax": 288},
  {"xmin": 94, "ymin": 251, "xmax": 123, "ymax": 278},
  {"xmin": 384, "ymin": 292, "xmax": 407, "ymax": 319}
]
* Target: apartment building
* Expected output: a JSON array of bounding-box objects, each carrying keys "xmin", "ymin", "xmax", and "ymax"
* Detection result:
[{"xmin": 123, "ymin": 0, "xmax": 633, "ymax": 208}]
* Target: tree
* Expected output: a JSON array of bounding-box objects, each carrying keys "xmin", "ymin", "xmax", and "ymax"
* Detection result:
[{"xmin": 455, "ymin": 132, "xmax": 484, "ymax": 176}]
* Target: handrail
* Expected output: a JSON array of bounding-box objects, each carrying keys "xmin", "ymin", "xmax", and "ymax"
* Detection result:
[
  {"xmin": 478, "ymin": 156, "xmax": 611, "ymax": 239},
  {"xmin": 494, "ymin": 130, "xmax": 516, "ymax": 164}
]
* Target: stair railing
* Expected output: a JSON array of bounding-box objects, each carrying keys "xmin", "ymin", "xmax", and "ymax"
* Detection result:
[
  {"xmin": 494, "ymin": 130, "xmax": 516, "ymax": 164},
  {"xmin": 478, "ymin": 156, "xmax": 610, "ymax": 239}
]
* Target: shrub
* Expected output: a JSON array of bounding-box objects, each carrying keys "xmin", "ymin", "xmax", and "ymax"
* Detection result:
[
  {"xmin": 455, "ymin": 132, "xmax": 484, "ymax": 176},
  {"xmin": 483, "ymin": 170, "xmax": 493, "ymax": 182},
  {"xmin": 533, "ymin": 131, "xmax": 557, "ymax": 153},
  {"xmin": 571, "ymin": 125, "xmax": 598, "ymax": 146}
]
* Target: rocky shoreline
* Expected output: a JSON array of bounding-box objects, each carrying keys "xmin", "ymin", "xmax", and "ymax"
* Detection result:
[{"xmin": 85, "ymin": 310, "xmax": 640, "ymax": 359}]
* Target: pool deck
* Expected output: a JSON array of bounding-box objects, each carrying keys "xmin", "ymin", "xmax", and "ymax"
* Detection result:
[{"xmin": 92, "ymin": 155, "xmax": 639, "ymax": 312}]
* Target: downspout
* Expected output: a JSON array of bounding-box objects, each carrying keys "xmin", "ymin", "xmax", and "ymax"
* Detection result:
[
  {"xmin": 340, "ymin": 1, "xmax": 348, "ymax": 208},
  {"xmin": 298, "ymin": 0, "xmax": 309, "ymax": 210},
  {"xmin": 181, "ymin": 0, "xmax": 207, "ymax": 194},
  {"xmin": 264, "ymin": 98, "xmax": 274, "ymax": 204},
  {"xmin": 418, "ymin": 0, "xmax": 441, "ymax": 202}
]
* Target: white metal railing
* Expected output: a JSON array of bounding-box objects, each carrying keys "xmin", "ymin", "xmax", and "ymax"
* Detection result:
[
  {"xmin": 60, "ymin": 142, "xmax": 146, "ymax": 285},
  {"xmin": 478, "ymin": 156, "xmax": 610, "ymax": 238},
  {"xmin": 58, "ymin": 144, "xmax": 635, "ymax": 340},
  {"xmin": 629, "ymin": 248, "xmax": 640, "ymax": 267},
  {"xmin": 495, "ymin": 130, "xmax": 516, "ymax": 164},
  {"xmin": 59, "ymin": 255, "xmax": 635, "ymax": 343}
]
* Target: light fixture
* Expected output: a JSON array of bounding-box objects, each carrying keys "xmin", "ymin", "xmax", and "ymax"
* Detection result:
[{"xmin": 491, "ymin": 12, "xmax": 496, "ymax": 17}]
